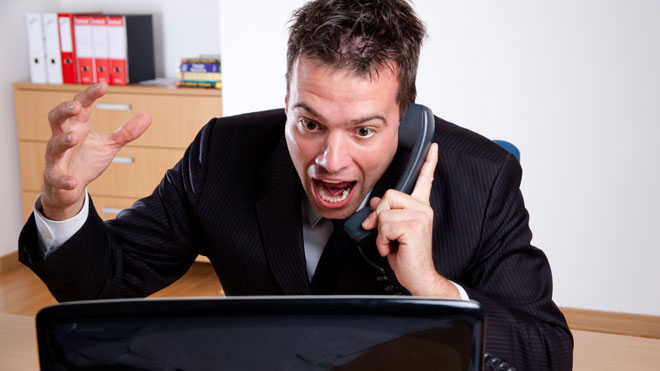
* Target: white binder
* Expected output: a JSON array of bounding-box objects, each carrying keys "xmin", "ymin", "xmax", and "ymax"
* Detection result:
[
  {"xmin": 26, "ymin": 13, "xmax": 47, "ymax": 84},
  {"xmin": 42, "ymin": 13, "xmax": 63, "ymax": 84}
]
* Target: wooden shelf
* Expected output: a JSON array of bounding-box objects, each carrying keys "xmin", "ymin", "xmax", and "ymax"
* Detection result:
[{"xmin": 12, "ymin": 81, "xmax": 222, "ymax": 97}]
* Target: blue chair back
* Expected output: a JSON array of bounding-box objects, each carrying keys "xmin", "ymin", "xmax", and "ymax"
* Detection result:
[{"xmin": 492, "ymin": 140, "xmax": 520, "ymax": 161}]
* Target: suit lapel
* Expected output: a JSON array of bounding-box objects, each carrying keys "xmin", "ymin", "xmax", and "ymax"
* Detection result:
[{"xmin": 255, "ymin": 135, "xmax": 311, "ymax": 295}]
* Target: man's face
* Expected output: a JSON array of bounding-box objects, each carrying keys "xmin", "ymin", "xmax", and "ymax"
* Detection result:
[{"xmin": 285, "ymin": 56, "xmax": 400, "ymax": 219}]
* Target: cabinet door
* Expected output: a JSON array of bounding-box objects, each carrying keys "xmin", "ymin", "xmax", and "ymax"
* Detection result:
[
  {"xmin": 87, "ymin": 146, "xmax": 184, "ymax": 198},
  {"xmin": 14, "ymin": 89, "xmax": 221, "ymax": 149},
  {"xmin": 22, "ymin": 191, "xmax": 40, "ymax": 222},
  {"xmin": 18, "ymin": 141, "xmax": 184, "ymax": 198},
  {"xmin": 22, "ymin": 191, "xmax": 151, "ymax": 222},
  {"xmin": 17, "ymin": 141, "xmax": 46, "ymax": 192},
  {"xmin": 87, "ymin": 195, "xmax": 138, "ymax": 220},
  {"xmin": 14, "ymin": 90, "xmax": 72, "ymax": 141},
  {"xmin": 90, "ymin": 92, "xmax": 220, "ymax": 148}
]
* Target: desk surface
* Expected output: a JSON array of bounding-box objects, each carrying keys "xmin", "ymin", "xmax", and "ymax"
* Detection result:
[
  {"xmin": 572, "ymin": 329, "xmax": 660, "ymax": 369},
  {"xmin": 1, "ymin": 312, "xmax": 658, "ymax": 370},
  {"xmin": 0, "ymin": 313, "xmax": 38, "ymax": 370}
]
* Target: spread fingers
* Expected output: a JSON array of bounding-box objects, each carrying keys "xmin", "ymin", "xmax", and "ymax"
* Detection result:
[
  {"xmin": 73, "ymin": 82, "xmax": 108, "ymax": 108},
  {"xmin": 47, "ymin": 101, "xmax": 81, "ymax": 134},
  {"xmin": 46, "ymin": 131, "xmax": 78, "ymax": 160}
]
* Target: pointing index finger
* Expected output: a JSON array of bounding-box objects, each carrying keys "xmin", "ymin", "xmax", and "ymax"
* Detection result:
[{"xmin": 410, "ymin": 142, "xmax": 438, "ymax": 202}]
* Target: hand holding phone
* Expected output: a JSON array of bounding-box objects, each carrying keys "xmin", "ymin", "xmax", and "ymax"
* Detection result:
[
  {"xmin": 342, "ymin": 104, "xmax": 456, "ymax": 297},
  {"xmin": 360, "ymin": 140, "xmax": 455, "ymax": 296},
  {"xmin": 344, "ymin": 103, "xmax": 435, "ymax": 244}
]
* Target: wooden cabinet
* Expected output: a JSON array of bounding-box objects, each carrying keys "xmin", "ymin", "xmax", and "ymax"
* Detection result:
[{"xmin": 13, "ymin": 82, "xmax": 222, "ymax": 237}]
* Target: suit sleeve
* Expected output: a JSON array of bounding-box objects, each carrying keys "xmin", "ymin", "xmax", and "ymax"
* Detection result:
[
  {"xmin": 463, "ymin": 155, "xmax": 573, "ymax": 371},
  {"xmin": 17, "ymin": 119, "xmax": 215, "ymax": 302}
]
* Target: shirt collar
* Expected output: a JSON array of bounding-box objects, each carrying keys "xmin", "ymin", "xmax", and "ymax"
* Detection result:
[{"xmin": 303, "ymin": 196, "xmax": 324, "ymax": 228}]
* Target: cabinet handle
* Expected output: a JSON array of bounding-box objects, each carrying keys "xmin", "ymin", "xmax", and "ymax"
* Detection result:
[
  {"xmin": 96, "ymin": 103, "xmax": 132, "ymax": 111},
  {"xmin": 112, "ymin": 156, "xmax": 134, "ymax": 164},
  {"xmin": 101, "ymin": 208, "xmax": 123, "ymax": 215}
]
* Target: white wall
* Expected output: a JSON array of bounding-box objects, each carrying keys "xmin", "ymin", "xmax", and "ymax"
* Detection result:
[
  {"xmin": 415, "ymin": 0, "xmax": 660, "ymax": 316},
  {"xmin": 220, "ymin": 0, "xmax": 305, "ymax": 114},
  {"xmin": 0, "ymin": 1, "xmax": 58, "ymax": 257},
  {"xmin": 220, "ymin": 0, "xmax": 660, "ymax": 316},
  {"xmin": 0, "ymin": 0, "xmax": 221, "ymax": 259}
]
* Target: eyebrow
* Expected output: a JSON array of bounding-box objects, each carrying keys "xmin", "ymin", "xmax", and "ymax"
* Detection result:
[
  {"xmin": 292, "ymin": 102, "xmax": 388, "ymax": 126},
  {"xmin": 293, "ymin": 102, "xmax": 326, "ymax": 122}
]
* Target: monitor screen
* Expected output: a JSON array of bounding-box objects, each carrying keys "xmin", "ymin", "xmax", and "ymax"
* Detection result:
[{"xmin": 36, "ymin": 296, "xmax": 484, "ymax": 370}]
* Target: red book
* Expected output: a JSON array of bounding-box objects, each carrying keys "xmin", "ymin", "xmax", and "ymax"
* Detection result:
[
  {"xmin": 57, "ymin": 13, "xmax": 77, "ymax": 83},
  {"xmin": 73, "ymin": 15, "xmax": 94, "ymax": 84},
  {"xmin": 91, "ymin": 16, "xmax": 109, "ymax": 83},
  {"xmin": 107, "ymin": 15, "xmax": 154, "ymax": 85},
  {"xmin": 107, "ymin": 16, "xmax": 127, "ymax": 85}
]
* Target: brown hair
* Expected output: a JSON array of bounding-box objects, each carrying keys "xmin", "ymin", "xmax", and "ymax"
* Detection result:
[{"xmin": 286, "ymin": 0, "xmax": 427, "ymax": 117}]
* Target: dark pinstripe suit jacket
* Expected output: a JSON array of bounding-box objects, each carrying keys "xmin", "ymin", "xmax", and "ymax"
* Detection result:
[{"xmin": 19, "ymin": 109, "xmax": 572, "ymax": 370}]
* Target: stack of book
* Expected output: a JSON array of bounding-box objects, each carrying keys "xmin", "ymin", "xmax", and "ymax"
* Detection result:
[
  {"xmin": 176, "ymin": 58, "xmax": 221, "ymax": 89},
  {"xmin": 25, "ymin": 13, "xmax": 155, "ymax": 85}
]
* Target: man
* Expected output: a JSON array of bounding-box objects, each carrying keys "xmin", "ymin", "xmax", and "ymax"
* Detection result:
[{"xmin": 19, "ymin": 0, "xmax": 572, "ymax": 369}]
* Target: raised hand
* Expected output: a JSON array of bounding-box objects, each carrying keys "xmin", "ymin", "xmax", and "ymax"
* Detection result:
[
  {"xmin": 362, "ymin": 143, "xmax": 459, "ymax": 297},
  {"xmin": 41, "ymin": 83, "xmax": 151, "ymax": 220}
]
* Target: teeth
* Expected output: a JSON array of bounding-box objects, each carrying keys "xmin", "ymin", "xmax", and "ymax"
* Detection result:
[
  {"xmin": 322, "ymin": 180, "xmax": 343, "ymax": 184},
  {"xmin": 318, "ymin": 186, "xmax": 351, "ymax": 203}
]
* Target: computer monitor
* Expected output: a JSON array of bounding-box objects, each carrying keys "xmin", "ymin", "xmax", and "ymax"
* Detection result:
[{"xmin": 36, "ymin": 296, "xmax": 484, "ymax": 370}]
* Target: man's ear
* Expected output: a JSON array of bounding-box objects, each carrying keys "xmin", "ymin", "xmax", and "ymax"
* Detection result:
[{"xmin": 284, "ymin": 94, "xmax": 289, "ymax": 114}]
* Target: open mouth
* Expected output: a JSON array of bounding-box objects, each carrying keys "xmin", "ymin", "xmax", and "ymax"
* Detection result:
[{"xmin": 313, "ymin": 179, "xmax": 357, "ymax": 206}]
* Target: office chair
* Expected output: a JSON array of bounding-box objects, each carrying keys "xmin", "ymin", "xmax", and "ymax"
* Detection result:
[{"xmin": 492, "ymin": 140, "xmax": 520, "ymax": 161}]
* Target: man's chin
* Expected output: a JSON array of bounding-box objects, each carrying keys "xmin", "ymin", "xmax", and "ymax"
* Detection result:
[{"xmin": 316, "ymin": 205, "xmax": 358, "ymax": 220}]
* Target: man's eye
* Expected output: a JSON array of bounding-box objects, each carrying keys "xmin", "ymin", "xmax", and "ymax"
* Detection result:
[
  {"xmin": 300, "ymin": 119, "xmax": 319, "ymax": 131},
  {"xmin": 356, "ymin": 127, "xmax": 374, "ymax": 138}
]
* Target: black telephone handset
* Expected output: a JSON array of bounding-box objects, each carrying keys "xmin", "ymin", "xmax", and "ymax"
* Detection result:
[{"xmin": 344, "ymin": 103, "xmax": 435, "ymax": 244}]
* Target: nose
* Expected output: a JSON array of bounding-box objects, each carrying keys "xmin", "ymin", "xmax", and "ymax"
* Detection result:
[{"xmin": 315, "ymin": 130, "xmax": 351, "ymax": 173}]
